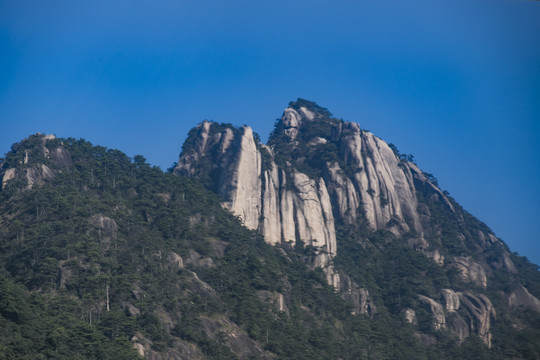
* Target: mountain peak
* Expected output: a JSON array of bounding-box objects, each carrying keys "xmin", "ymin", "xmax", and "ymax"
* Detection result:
[
  {"xmin": 269, "ymin": 99, "xmax": 342, "ymax": 149},
  {"xmin": 175, "ymin": 101, "xmax": 540, "ymax": 352},
  {"xmin": 287, "ymin": 98, "xmax": 333, "ymax": 118}
]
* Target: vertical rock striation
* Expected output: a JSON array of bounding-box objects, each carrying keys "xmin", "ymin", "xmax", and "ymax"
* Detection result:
[
  {"xmin": 174, "ymin": 99, "xmax": 534, "ymax": 346},
  {"xmin": 174, "ymin": 101, "xmax": 429, "ymax": 277}
]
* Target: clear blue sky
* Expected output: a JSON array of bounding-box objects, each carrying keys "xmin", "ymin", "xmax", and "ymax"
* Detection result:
[{"xmin": 1, "ymin": 0, "xmax": 539, "ymax": 265}]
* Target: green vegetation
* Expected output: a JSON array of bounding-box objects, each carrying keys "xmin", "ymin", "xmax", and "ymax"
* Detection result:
[
  {"xmin": 1, "ymin": 131, "xmax": 539, "ymax": 359},
  {"xmin": 268, "ymin": 99, "xmax": 362, "ymax": 181}
]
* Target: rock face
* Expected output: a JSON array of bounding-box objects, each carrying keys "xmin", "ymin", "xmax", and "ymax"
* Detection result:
[
  {"xmin": 418, "ymin": 295, "xmax": 446, "ymax": 330},
  {"xmin": 340, "ymin": 274, "xmax": 376, "ymax": 315},
  {"xmin": 453, "ymin": 256, "xmax": 487, "ymax": 288},
  {"xmin": 174, "ymin": 99, "xmax": 535, "ymax": 349},
  {"xmin": 175, "ymin": 102, "xmax": 455, "ymax": 254},
  {"xmin": 404, "ymin": 308, "xmax": 417, "ymax": 325},
  {"xmin": 337, "ymin": 121, "xmax": 422, "ymax": 235},
  {"xmin": 0, "ymin": 133, "xmax": 72, "ymax": 191},
  {"xmin": 175, "ymin": 103, "xmax": 433, "ymax": 289},
  {"xmin": 458, "ymin": 292, "xmax": 496, "ymax": 347},
  {"xmin": 176, "ymin": 107, "xmax": 427, "ymax": 245},
  {"xmin": 441, "ymin": 289, "xmax": 460, "ymax": 312},
  {"xmin": 1, "ymin": 168, "xmax": 16, "ymax": 189},
  {"xmin": 508, "ymin": 284, "xmax": 540, "ymax": 313},
  {"xmin": 175, "ymin": 120, "xmax": 340, "ymax": 287},
  {"xmin": 416, "ymin": 289, "xmax": 496, "ymax": 347},
  {"xmin": 91, "ymin": 214, "xmax": 118, "ymax": 243}
]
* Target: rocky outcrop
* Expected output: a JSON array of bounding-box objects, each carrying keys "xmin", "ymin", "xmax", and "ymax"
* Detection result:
[
  {"xmin": 174, "ymin": 99, "xmax": 522, "ymax": 348},
  {"xmin": 220, "ymin": 126, "xmax": 262, "ymax": 230},
  {"xmin": 340, "ymin": 274, "xmax": 376, "ymax": 315},
  {"xmin": 447, "ymin": 313, "xmax": 471, "ymax": 342},
  {"xmin": 1, "ymin": 168, "xmax": 16, "ymax": 189},
  {"xmin": 185, "ymin": 250, "xmax": 215, "ymax": 268},
  {"xmin": 0, "ymin": 133, "xmax": 72, "ymax": 191},
  {"xmin": 175, "ymin": 105, "xmax": 435, "ymax": 255},
  {"xmin": 56, "ymin": 260, "xmax": 73, "ymax": 289},
  {"xmin": 338, "ymin": 121, "xmax": 422, "ymax": 236},
  {"xmin": 131, "ymin": 332, "xmax": 205, "ymax": 360},
  {"xmin": 459, "ymin": 292, "xmax": 496, "ymax": 347},
  {"xmin": 508, "ymin": 284, "xmax": 540, "ymax": 312},
  {"xmin": 26, "ymin": 164, "xmax": 55, "ymax": 189},
  {"xmin": 175, "ymin": 103, "xmax": 447, "ymax": 290},
  {"xmin": 418, "ymin": 295, "xmax": 446, "ymax": 330},
  {"xmin": 199, "ymin": 316, "xmax": 272, "ymax": 359},
  {"xmin": 175, "ymin": 120, "xmax": 340, "ymax": 287},
  {"xmin": 441, "ymin": 289, "xmax": 460, "ymax": 312},
  {"xmin": 257, "ymin": 290, "xmax": 289, "ymax": 314},
  {"xmin": 90, "ymin": 214, "xmax": 118, "ymax": 243},
  {"xmin": 453, "ymin": 256, "xmax": 487, "ymax": 288},
  {"xmin": 404, "ymin": 308, "xmax": 417, "ymax": 325},
  {"xmin": 167, "ymin": 252, "xmax": 184, "ymax": 270},
  {"xmin": 416, "ymin": 290, "xmax": 495, "ymax": 347}
]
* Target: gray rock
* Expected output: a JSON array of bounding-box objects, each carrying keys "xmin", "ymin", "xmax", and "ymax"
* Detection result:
[
  {"xmin": 26, "ymin": 164, "xmax": 55, "ymax": 189},
  {"xmin": 257, "ymin": 290, "xmax": 289, "ymax": 314},
  {"xmin": 340, "ymin": 274, "xmax": 376, "ymax": 315},
  {"xmin": 447, "ymin": 313, "xmax": 470, "ymax": 342},
  {"xmin": 441, "ymin": 289, "xmax": 460, "ymax": 312},
  {"xmin": 404, "ymin": 308, "xmax": 417, "ymax": 325},
  {"xmin": 459, "ymin": 292, "xmax": 496, "ymax": 347},
  {"xmin": 1, "ymin": 168, "xmax": 16, "ymax": 189},
  {"xmin": 418, "ymin": 295, "xmax": 446, "ymax": 330},
  {"xmin": 126, "ymin": 303, "xmax": 141, "ymax": 317},
  {"xmin": 185, "ymin": 250, "xmax": 214, "ymax": 268},
  {"xmin": 90, "ymin": 214, "xmax": 118, "ymax": 242},
  {"xmin": 167, "ymin": 252, "xmax": 184, "ymax": 270},
  {"xmin": 508, "ymin": 284, "xmax": 540, "ymax": 312},
  {"xmin": 453, "ymin": 256, "xmax": 487, "ymax": 288}
]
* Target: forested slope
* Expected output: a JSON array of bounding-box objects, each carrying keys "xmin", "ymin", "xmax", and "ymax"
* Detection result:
[{"xmin": 0, "ymin": 127, "xmax": 539, "ymax": 359}]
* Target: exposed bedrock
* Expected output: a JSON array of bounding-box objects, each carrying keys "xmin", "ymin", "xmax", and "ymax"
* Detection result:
[
  {"xmin": 174, "ymin": 106, "xmax": 437, "ymax": 265},
  {"xmin": 173, "ymin": 102, "xmax": 525, "ymax": 346}
]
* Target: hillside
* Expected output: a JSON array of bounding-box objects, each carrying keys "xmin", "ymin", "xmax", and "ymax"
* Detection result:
[{"xmin": 0, "ymin": 101, "xmax": 539, "ymax": 359}]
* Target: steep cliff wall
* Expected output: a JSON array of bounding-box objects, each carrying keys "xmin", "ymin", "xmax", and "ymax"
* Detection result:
[
  {"xmin": 174, "ymin": 99, "xmax": 536, "ymax": 347},
  {"xmin": 175, "ymin": 119, "xmax": 340, "ymax": 286},
  {"xmin": 175, "ymin": 104, "xmax": 428, "ymax": 255}
]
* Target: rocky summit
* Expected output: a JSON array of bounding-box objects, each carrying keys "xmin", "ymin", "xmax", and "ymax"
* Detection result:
[
  {"xmin": 175, "ymin": 99, "xmax": 540, "ymax": 350},
  {"xmin": 0, "ymin": 99, "xmax": 539, "ymax": 359}
]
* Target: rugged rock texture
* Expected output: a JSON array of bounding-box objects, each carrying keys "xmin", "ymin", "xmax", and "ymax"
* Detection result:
[
  {"xmin": 441, "ymin": 289, "xmax": 460, "ymax": 312},
  {"xmin": 1, "ymin": 168, "xmax": 16, "ymax": 189},
  {"xmin": 131, "ymin": 332, "xmax": 205, "ymax": 360},
  {"xmin": 175, "ymin": 120, "xmax": 340, "ymax": 287},
  {"xmin": 453, "ymin": 256, "xmax": 488, "ymax": 288},
  {"xmin": 458, "ymin": 292, "xmax": 496, "ymax": 347},
  {"xmin": 338, "ymin": 121, "xmax": 422, "ymax": 235},
  {"xmin": 418, "ymin": 295, "xmax": 446, "ymax": 330},
  {"xmin": 167, "ymin": 252, "xmax": 184, "ymax": 270},
  {"xmin": 340, "ymin": 274, "xmax": 376, "ymax": 315},
  {"xmin": 404, "ymin": 308, "xmax": 417, "ymax": 325},
  {"xmin": 0, "ymin": 133, "xmax": 72, "ymax": 191},
  {"xmin": 175, "ymin": 102, "xmax": 450, "ymax": 259},
  {"xmin": 508, "ymin": 284, "xmax": 540, "ymax": 312},
  {"xmin": 91, "ymin": 214, "xmax": 118, "ymax": 243},
  {"xmin": 175, "ymin": 104, "xmax": 432, "ymax": 289},
  {"xmin": 416, "ymin": 289, "xmax": 496, "ymax": 347},
  {"xmin": 175, "ymin": 99, "xmax": 538, "ymax": 351},
  {"xmin": 257, "ymin": 290, "xmax": 289, "ymax": 314}
]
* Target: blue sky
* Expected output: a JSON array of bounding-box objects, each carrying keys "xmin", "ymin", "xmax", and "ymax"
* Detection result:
[{"xmin": 1, "ymin": 0, "xmax": 539, "ymax": 265}]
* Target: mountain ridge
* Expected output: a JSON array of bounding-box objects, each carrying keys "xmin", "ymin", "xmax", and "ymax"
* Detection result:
[
  {"xmin": 0, "ymin": 101, "xmax": 539, "ymax": 359},
  {"xmin": 175, "ymin": 98, "xmax": 540, "ymax": 348}
]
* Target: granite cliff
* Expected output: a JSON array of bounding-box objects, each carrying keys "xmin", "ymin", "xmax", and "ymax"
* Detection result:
[
  {"xmin": 1, "ymin": 102, "xmax": 539, "ymax": 358},
  {"xmin": 175, "ymin": 99, "xmax": 540, "ymax": 347}
]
